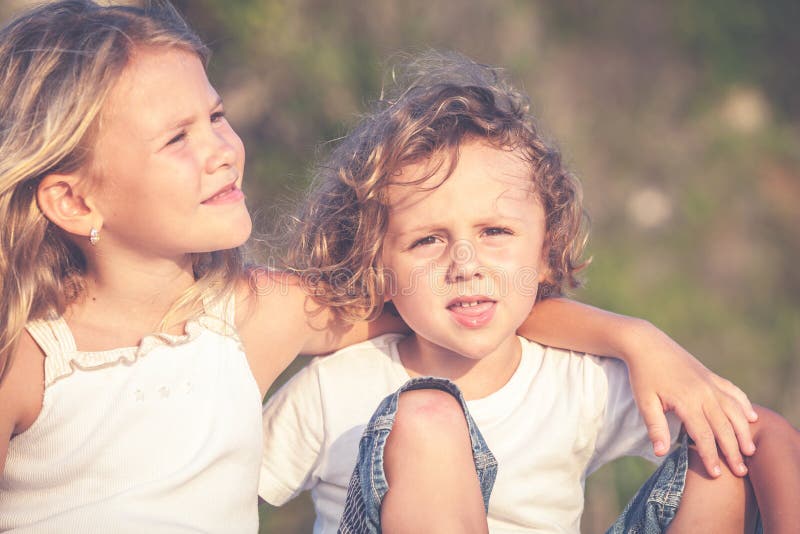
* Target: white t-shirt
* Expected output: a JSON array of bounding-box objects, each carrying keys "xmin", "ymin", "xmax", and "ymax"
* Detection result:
[{"xmin": 260, "ymin": 334, "xmax": 681, "ymax": 533}]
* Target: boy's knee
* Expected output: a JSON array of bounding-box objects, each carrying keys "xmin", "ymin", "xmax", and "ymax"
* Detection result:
[
  {"xmin": 391, "ymin": 388, "xmax": 469, "ymax": 447},
  {"xmin": 749, "ymin": 405, "xmax": 799, "ymax": 446}
]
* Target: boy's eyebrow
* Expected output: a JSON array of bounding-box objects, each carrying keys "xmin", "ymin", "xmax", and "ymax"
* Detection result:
[
  {"xmin": 392, "ymin": 215, "xmax": 528, "ymax": 237},
  {"xmin": 386, "ymin": 222, "xmax": 440, "ymax": 237}
]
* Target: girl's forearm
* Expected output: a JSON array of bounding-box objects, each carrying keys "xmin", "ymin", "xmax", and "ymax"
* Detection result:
[
  {"xmin": 517, "ymin": 297, "xmax": 651, "ymax": 360},
  {"xmin": 518, "ymin": 296, "xmax": 759, "ymax": 477}
]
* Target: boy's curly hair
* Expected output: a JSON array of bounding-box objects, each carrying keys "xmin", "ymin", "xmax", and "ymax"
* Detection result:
[{"xmin": 283, "ymin": 51, "xmax": 589, "ymax": 322}]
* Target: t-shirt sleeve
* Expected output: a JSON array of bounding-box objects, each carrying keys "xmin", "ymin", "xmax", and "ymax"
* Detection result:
[
  {"xmin": 586, "ymin": 357, "xmax": 682, "ymax": 475},
  {"xmin": 259, "ymin": 359, "xmax": 326, "ymax": 505}
]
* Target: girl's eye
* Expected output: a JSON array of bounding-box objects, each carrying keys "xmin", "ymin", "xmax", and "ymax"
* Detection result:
[
  {"xmin": 410, "ymin": 235, "xmax": 440, "ymax": 248},
  {"xmin": 166, "ymin": 131, "xmax": 186, "ymax": 146},
  {"xmin": 484, "ymin": 227, "xmax": 513, "ymax": 237},
  {"xmin": 211, "ymin": 110, "xmax": 226, "ymax": 123}
]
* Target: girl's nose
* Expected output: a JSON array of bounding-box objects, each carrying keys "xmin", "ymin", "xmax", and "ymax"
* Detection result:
[
  {"xmin": 446, "ymin": 239, "xmax": 483, "ymax": 283},
  {"xmin": 205, "ymin": 131, "xmax": 239, "ymax": 174}
]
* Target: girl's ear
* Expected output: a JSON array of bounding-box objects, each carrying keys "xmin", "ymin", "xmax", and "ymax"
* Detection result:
[{"xmin": 37, "ymin": 174, "xmax": 102, "ymax": 239}]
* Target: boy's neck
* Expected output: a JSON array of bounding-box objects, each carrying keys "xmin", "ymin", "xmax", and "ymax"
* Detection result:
[{"xmin": 397, "ymin": 334, "xmax": 522, "ymax": 400}]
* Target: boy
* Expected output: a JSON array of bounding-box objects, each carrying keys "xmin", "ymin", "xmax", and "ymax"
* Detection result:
[{"xmin": 260, "ymin": 52, "xmax": 799, "ymax": 532}]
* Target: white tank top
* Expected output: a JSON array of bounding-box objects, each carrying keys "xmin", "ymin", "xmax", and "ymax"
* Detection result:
[{"xmin": 0, "ymin": 293, "xmax": 263, "ymax": 533}]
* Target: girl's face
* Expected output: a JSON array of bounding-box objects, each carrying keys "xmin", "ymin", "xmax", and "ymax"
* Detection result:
[
  {"xmin": 382, "ymin": 140, "xmax": 546, "ymax": 365},
  {"xmin": 89, "ymin": 46, "xmax": 250, "ymax": 260}
]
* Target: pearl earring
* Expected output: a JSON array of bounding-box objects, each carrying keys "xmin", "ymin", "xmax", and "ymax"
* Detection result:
[{"xmin": 89, "ymin": 227, "xmax": 100, "ymax": 246}]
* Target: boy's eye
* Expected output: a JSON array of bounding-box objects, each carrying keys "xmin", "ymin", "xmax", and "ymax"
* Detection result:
[
  {"xmin": 483, "ymin": 227, "xmax": 513, "ymax": 237},
  {"xmin": 410, "ymin": 235, "xmax": 440, "ymax": 248}
]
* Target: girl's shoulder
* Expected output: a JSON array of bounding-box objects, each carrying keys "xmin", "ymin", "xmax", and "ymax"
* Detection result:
[
  {"xmin": 231, "ymin": 268, "xmax": 408, "ymax": 397},
  {"xmin": 0, "ymin": 331, "xmax": 46, "ymax": 472}
]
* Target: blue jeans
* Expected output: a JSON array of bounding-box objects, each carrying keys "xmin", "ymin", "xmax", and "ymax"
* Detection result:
[{"xmin": 338, "ymin": 378, "xmax": 761, "ymax": 534}]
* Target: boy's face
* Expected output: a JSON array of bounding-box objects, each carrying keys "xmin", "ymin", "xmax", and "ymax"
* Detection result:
[{"xmin": 382, "ymin": 140, "xmax": 547, "ymax": 363}]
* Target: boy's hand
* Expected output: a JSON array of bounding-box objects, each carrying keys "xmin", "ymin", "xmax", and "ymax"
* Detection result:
[{"xmin": 624, "ymin": 321, "xmax": 757, "ymax": 478}]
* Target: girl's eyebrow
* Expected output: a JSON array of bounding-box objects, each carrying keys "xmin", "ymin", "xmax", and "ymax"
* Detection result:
[{"xmin": 158, "ymin": 96, "xmax": 224, "ymax": 136}]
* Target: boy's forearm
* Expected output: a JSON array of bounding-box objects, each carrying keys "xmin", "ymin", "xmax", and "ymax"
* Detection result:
[{"xmin": 518, "ymin": 297, "xmax": 652, "ymax": 360}]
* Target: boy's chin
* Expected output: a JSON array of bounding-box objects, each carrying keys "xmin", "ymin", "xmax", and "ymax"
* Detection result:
[{"xmin": 443, "ymin": 336, "xmax": 514, "ymax": 361}]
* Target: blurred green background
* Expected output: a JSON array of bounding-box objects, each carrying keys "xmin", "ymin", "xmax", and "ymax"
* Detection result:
[{"xmin": 3, "ymin": 0, "xmax": 797, "ymax": 531}]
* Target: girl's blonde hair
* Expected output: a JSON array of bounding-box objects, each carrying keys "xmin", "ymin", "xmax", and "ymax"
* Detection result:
[
  {"xmin": 283, "ymin": 51, "xmax": 589, "ymax": 322},
  {"xmin": 0, "ymin": 0, "xmax": 243, "ymax": 380}
]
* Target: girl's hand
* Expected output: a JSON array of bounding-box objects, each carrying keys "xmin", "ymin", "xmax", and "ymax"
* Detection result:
[
  {"xmin": 622, "ymin": 319, "xmax": 758, "ymax": 478},
  {"xmin": 517, "ymin": 298, "xmax": 758, "ymax": 478}
]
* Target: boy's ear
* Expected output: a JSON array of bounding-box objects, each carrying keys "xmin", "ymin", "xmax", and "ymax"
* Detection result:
[
  {"xmin": 537, "ymin": 244, "xmax": 553, "ymax": 284},
  {"xmin": 37, "ymin": 174, "xmax": 102, "ymax": 238},
  {"xmin": 539, "ymin": 243, "xmax": 553, "ymax": 284}
]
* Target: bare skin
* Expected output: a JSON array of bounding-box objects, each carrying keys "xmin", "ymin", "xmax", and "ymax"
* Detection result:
[
  {"xmin": 381, "ymin": 390, "xmax": 489, "ymax": 534},
  {"xmin": 669, "ymin": 405, "xmax": 800, "ymax": 533}
]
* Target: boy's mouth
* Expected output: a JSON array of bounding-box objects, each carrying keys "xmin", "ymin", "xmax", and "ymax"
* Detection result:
[
  {"xmin": 447, "ymin": 298, "xmax": 494, "ymax": 309},
  {"xmin": 447, "ymin": 297, "xmax": 496, "ymax": 328}
]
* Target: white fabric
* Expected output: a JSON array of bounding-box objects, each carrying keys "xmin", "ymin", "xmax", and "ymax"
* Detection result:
[
  {"xmin": 260, "ymin": 334, "xmax": 681, "ymax": 534},
  {"xmin": 0, "ymin": 294, "xmax": 263, "ymax": 534}
]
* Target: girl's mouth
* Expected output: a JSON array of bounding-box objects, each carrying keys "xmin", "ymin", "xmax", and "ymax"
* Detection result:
[{"xmin": 202, "ymin": 183, "xmax": 244, "ymax": 205}]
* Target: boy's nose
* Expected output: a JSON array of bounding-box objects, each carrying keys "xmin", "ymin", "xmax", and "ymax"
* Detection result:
[{"xmin": 446, "ymin": 239, "xmax": 483, "ymax": 282}]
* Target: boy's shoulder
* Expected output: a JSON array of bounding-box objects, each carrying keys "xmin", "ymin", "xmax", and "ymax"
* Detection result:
[
  {"xmin": 303, "ymin": 332, "xmax": 406, "ymax": 376},
  {"xmin": 519, "ymin": 337, "xmax": 627, "ymax": 394},
  {"xmin": 520, "ymin": 337, "xmax": 615, "ymax": 370},
  {"xmin": 320, "ymin": 332, "xmax": 404, "ymax": 359},
  {"xmin": 266, "ymin": 333, "xmax": 408, "ymax": 416}
]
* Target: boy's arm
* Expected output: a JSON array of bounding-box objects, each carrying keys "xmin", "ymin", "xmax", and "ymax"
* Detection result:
[
  {"xmin": 260, "ymin": 363, "xmax": 327, "ymax": 505},
  {"xmin": 518, "ymin": 297, "xmax": 757, "ymax": 479}
]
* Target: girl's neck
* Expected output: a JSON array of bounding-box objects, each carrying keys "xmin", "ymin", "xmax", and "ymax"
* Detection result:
[
  {"xmin": 397, "ymin": 334, "xmax": 522, "ymax": 400},
  {"xmin": 65, "ymin": 253, "xmax": 198, "ymax": 349},
  {"xmin": 85, "ymin": 255, "xmax": 195, "ymax": 308}
]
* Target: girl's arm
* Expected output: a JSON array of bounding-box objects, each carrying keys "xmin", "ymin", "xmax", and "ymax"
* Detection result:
[
  {"xmin": 236, "ymin": 270, "xmax": 407, "ymax": 397},
  {"xmin": 518, "ymin": 297, "xmax": 757, "ymax": 479},
  {"xmin": 0, "ymin": 332, "xmax": 46, "ymax": 475}
]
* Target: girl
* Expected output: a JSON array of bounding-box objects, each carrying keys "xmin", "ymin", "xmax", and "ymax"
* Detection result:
[{"xmin": 0, "ymin": 1, "xmax": 758, "ymax": 531}]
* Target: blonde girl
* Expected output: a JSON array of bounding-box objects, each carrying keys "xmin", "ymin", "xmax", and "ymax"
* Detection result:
[{"xmin": 0, "ymin": 1, "xmax": 758, "ymax": 531}]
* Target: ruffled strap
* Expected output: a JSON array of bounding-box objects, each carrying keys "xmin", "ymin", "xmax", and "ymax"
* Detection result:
[
  {"xmin": 24, "ymin": 291, "xmax": 240, "ymax": 388},
  {"xmin": 202, "ymin": 289, "xmax": 237, "ymax": 337},
  {"xmin": 25, "ymin": 316, "xmax": 79, "ymax": 387}
]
